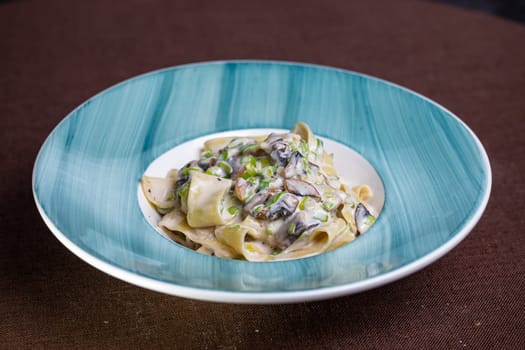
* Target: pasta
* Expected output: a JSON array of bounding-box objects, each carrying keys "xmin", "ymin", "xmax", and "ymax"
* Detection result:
[{"xmin": 141, "ymin": 122, "xmax": 377, "ymax": 261}]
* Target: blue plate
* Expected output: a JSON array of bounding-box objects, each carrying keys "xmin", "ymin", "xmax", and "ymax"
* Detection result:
[{"xmin": 33, "ymin": 61, "xmax": 491, "ymax": 303}]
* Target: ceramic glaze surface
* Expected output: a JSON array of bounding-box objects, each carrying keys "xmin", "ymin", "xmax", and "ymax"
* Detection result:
[{"xmin": 33, "ymin": 61, "xmax": 490, "ymax": 303}]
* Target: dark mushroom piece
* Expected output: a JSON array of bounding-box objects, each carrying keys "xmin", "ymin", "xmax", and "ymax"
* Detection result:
[
  {"xmin": 228, "ymin": 156, "xmax": 244, "ymax": 180},
  {"xmin": 355, "ymin": 203, "xmax": 373, "ymax": 235},
  {"xmin": 266, "ymin": 193, "xmax": 299, "ymax": 221},
  {"xmin": 244, "ymin": 191, "xmax": 271, "ymax": 215},
  {"xmin": 270, "ymin": 141, "xmax": 292, "ymax": 167},
  {"xmin": 175, "ymin": 160, "xmax": 199, "ymax": 187},
  {"xmin": 283, "ymin": 151, "xmax": 304, "ymax": 178},
  {"xmin": 262, "ymin": 133, "xmax": 283, "ymax": 145},
  {"xmin": 197, "ymin": 157, "xmax": 216, "ymax": 171},
  {"xmin": 259, "ymin": 133, "xmax": 281, "ymax": 154},
  {"xmin": 287, "ymin": 211, "xmax": 320, "ymax": 237},
  {"xmin": 272, "ymin": 211, "xmax": 320, "ymax": 248},
  {"xmin": 284, "ymin": 178, "xmax": 321, "ymax": 199},
  {"xmin": 234, "ymin": 177, "xmax": 259, "ymax": 202}
]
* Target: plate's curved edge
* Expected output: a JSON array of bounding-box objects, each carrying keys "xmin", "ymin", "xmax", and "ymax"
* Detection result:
[
  {"xmin": 33, "ymin": 167, "xmax": 490, "ymax": 304},
  {"xmin": 31, "ymin": 58, "xmax": 492, "ymax": 189},
  {"xmin": 32, "ymin": 59, "xmax": 492, "ymax": 214},
  {"xmin": 32, "ymin": 60, "xmax": 492, "ymax": 304}
]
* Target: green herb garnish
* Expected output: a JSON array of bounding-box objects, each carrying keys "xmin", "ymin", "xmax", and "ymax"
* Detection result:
[
  {"xmin": 182, "ymin": 167, "xmax": 201, "ymax": 176},
  {"xmin": 264, "ymin": 191, "xmax": 287, "ymax": 208},
  {"xmin": 259, "ymin": 179, "xmax": 270, "ymax": 190},
  {"xmin": 177, "ymin": 183, "xmax": 189, "ymax": 199},
  {"xmin": 217, "ymin": 161, "xmax": 232, "ymax": 175},
  {"xmin": 227, "ymin": 206, "xmax": 240, "ymax": 215},
  {"xmin": 220, "ymin": 150, "xmax": 229, "ymax": 161},
  {"xmin": 252, "ymin": 204, "xmax": 264, "ymax": 215},
  {"xmin": 322, "ymin": 201, "xmax": 335, "ymax": 211},
  {"xmin": 240, "ymin": 143, "xmax": 258, "ymax": 153},
  {"xmin": 271, "ymin": 248, "xmax": 282, "ymax": 256}
]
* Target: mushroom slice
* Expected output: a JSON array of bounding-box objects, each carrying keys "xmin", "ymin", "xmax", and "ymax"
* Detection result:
[
  {"xmin": 175, "ymin": 160, "xmax": 200, "ymax": 187},
  {"xmin": 272, "ymin": 212, "xmax": 320, "ymax": 249},
  {"xmin": 355, "ymin": 203, "xmax": 375, "ymax": 235},
  {"xmin": 244, "ymin": 191, "xmax": 271, "ymax": 215},
  {"xmin": 197, "ymin": 157, "xmax": 216, "ymax": 171},
  {"xmin": 234, "ymin": 177, "xmax": 259, "ymax": 202},
  {"xmin": 266, "ymin": 192, "xmax": 299, "ymax": 221},
  {"xmin": 259, "ymin": 133, "xmax": 281, "ymax": 154},
  {"xmin": 284, "ymin": 178, "xmax": 321, "ymax": 199},
  {"xmin": 229, "ymin": 157, "xmax": 244, "ymax": 180},
  {"xmin": 262, "ymin": 132, "xmax": 282, "ymax": 144},
  {"xmin": 270, "ymin": 141, "xmax": 292, "ymax": 166},
  {"xmin": 287, "ymin": 212, "xmax": 320, "ymax": 237},
  {"xmin": 283, "ymin": 151, "xmax": 304, "ymax": 178}
]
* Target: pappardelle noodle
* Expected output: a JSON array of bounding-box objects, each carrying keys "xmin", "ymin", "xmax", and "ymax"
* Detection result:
[{"xmin": 141, "ymin": 122, "xmax": 377, "ymax": 261}]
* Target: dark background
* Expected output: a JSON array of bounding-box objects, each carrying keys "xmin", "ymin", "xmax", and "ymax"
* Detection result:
[{"xmin": 435, "ymin": 0, "xmax": 525, "ymax": 23}]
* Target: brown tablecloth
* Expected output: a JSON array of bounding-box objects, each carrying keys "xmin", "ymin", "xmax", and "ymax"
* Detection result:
[{"xmin": 2, "ymin": 0, "xmax": 524, "ymax": 348}]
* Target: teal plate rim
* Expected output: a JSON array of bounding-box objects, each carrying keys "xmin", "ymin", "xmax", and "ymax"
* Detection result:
[{"xmin": 32, "ymin": 60, "xmax": 491, "ymax": 303}]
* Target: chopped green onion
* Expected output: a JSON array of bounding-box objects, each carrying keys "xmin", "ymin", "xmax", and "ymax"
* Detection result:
[
  {"xmin": 259, "ymin": 179, "xmax": 270, "ymax": 190},
  {"xmin": 252, "ymin": 204, "xmax": 264, "ymax": 214},
  {"xmin": 316, "ymin": 138, "xmax": 323, "ymax": 151},
  {"xmin": 299, "ymin": 141, "xmax": 309, "ymax": 156},
  {"xmin": 262, "ymin": 166, "xmax": 275, "ymax": 177},
  {"xmin": 206, "ymin": 166, "xmax": 225, "ymax": 177},
  {"xmin": 328, "ymin": 174, "xmax": 340, "ymax": 181},
  {"xmin": 177, "ymin": 183, "xmax": 189, "ymax": 199},
  {"xmin": 200, "ymin": 150, "xmax": 215, "ymax": 159},
  {"xmin": 227, "ymin": 139, "xmax": 243, "ymax": 149},
  {"xmin": 241, "ymin": 155, "xmax": 257, "ymax": 168},
  {"xmin": 264, "ymin": 191, "xmax": 287, "ymax": 208},
  {"xmin": 271, "ymin": 248, "xmax": 282, "ymax": 256},
  {"xmin": 302, "ymin": 158, "xmax": 311, "ymax": 175},
  {"xmin": 182, "ymin": 167, "xmax": 201, "ymax": 176},
  {"xmin": 288, "ymin": 223, "xmax": 296, "ymax": 234},
  {"xmin": 241, "ymin": 168, "xmax": 258, "ymax": 179},
  {"xmin": 240, "ymin": 143, "xmax": 258, "ymax": 153},
  {"xmin": 322, "ymin": 201, "xmax": 335, "ymax": 211},
  {"xmin": 227, "ymin": 206, "xmax": 240, "ymax": 215},
  {"xmin": 313, "ymin": 212, "xmax": 329, "ymax": 222},
  {"xmin": 365, "ymin": 215, "xmax": 376, "ymax": 225},
  {"xmin": 157, "ymin": 207, "xmax": 173, "ymax": 214},
  {"xmin": 217, "ymin": 161, "xmax": 232, "ymax": 175},
  {"xmin": 220, "ymin": 150, "xmax": 229, "ymax": 160},
  {"xmin": 299, "ymin": 197, "xmax": 316, "ymax": 211},
  {"xmin": 247, "ymin": 176, "xmax": 259, "ymax": 186},
  {"xmin": 298, "ymin": 197, "xmax": 308, "ymax": 210},
  {"xmin": 258, "ymin": 156, "xmax": 272, "ymax": 168}
]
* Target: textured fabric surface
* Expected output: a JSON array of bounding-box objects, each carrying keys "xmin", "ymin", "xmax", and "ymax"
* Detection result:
[{"xmin": 1, "ymin": 0, "xmax": 524, "ymax": 348}]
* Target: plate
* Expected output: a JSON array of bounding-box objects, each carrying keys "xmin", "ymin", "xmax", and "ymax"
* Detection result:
[{"xmin": 33, "ymin": 61, "xmax": 491, "ymax": 303}]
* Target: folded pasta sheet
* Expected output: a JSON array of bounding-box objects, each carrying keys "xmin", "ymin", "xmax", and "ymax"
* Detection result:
[{"xmin": 187, "ymin": 172, "xmax": 234, "ymax": 228}]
